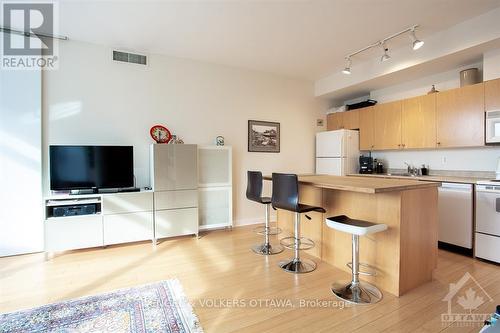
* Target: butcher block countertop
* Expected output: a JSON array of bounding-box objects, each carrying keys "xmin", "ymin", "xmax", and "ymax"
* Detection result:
[{"xmin": 263, "ymin": 174, "xmax": 440, "ymax": 194}]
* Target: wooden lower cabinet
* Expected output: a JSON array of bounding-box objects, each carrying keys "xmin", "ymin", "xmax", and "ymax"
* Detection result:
[
  {"xmin": 436, "ymin": 83, "xmax": 484, "ymax": 147},
  {"xmin": 276, "ymin": 184, "xmax": 438, "ymax": 297},
  {"xmin": 402, "ymin": 94, "xmax": 436, "ymax": 149},
  {"xmin": 374, "ymin": 100, "xmax": 402, "ymax": 150}
]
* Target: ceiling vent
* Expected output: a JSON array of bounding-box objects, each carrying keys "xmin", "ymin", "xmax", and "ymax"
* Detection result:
[{"xmin": 112, "ymin": 50, "xmax": 147, "ymax": 65}]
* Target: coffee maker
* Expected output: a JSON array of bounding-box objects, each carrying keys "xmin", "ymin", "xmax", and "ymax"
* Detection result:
[{"xmin": 359, "ymin": 155, "xmax": 373, "ymax": 174}]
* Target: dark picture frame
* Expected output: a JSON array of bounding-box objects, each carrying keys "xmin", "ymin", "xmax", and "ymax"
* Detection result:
[{"xmin": 248, "ymin": 120, "xmax": 280, "ymax": 153}]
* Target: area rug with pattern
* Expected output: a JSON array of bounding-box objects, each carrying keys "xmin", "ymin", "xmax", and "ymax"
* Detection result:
[{"xmin": 0, "ymin": 279, "xmax": 203, "ymax": 333}]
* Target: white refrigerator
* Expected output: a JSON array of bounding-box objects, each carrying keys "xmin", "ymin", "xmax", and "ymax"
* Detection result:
[{"xmin": 315, "ymin": 129, "xmax": 360, "ymax": 176}]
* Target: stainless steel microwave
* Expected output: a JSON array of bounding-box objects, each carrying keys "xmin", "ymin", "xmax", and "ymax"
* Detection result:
[{"xmin": 486, "ymin": 110, "xmax": 500, "ymax": 144}]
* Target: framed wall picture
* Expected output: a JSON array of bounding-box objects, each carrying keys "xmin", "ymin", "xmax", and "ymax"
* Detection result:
[{"xmin": 248, "ymin": 120, "xmax": 280, "ymax": 153}]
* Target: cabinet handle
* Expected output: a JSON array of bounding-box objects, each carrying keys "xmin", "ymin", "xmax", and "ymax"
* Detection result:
[
  {"xmin": 402, "ymin": 144, "xmax": 406, "ymax": 148},
  {"xmin": 437, "ymin": 142, "xmax": 441, "ymax": 146}
]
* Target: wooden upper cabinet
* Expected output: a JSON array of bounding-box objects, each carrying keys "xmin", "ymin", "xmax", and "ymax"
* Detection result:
[
  {"xmin": 436, "ymin": 82, "xmax": 485, "ymax": 148},
  {"xmin": 327, "ymin": 110, "xmax": 359, "ymax": 130},
  {"xmin": 402, "ymin": 94, "xmax": 437, "ymax": 149},
  {"xmin": 373, "ymin": 101, "xmax": 402, "ymax": 150},
  {"xmin": 343, "ymin": 110, "xmax": 360, "ymax": 130},
  {"xmin": 359, "ymin": 106, "xmax": 375, "ymax": 150},
  {"xmin": 485, "ymin": 78, "xmax": 500, "ymax": 111},
  {"xmin": 327, "ymin": 112, "xmax": 343, "ymax": 131}
]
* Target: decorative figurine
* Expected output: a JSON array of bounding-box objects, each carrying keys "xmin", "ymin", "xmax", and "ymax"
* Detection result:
[
  {"xmin": 427, "ymin": 85, "xmax": 439, "ymax": 94},
  {"xmin": 168, "ymin": 135, "xmax": 178, "ymax": 144},
  {"xmin": 216, "ymin": 136, "xmax": 225, "ymax": 146}
]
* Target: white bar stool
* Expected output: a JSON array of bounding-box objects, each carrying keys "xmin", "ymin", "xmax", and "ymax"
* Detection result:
[{"xmin": 326, "ymin": 215, "xmax": 387, "ymax": 304}]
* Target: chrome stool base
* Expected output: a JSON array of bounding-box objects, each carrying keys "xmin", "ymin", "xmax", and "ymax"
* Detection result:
[
  {"xmin": 279, "ymin": 258, "xmax": 316, "ymax": 274},
  {"xmin": 251, "ymin": 243, "xmax": 284, "ymax": 255},
  {"xmin": 331, "ymin": 280, "xmax": 383, "ymax": 304}
]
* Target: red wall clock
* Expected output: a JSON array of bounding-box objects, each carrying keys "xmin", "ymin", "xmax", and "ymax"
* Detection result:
[{"xmin": 150, "ymin": 125, "xmax": 172, "ymax": 143}]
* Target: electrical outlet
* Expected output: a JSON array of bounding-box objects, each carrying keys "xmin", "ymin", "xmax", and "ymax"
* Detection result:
[
  {"xmin": 316, "ymin": 119, "xmax": 324, "ymax": 126},
  {"xmin": 442, "ymin": 156, "xmax": 447, "ymax": 164}
]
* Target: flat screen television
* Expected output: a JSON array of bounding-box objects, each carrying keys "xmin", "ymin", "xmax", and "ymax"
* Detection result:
[{"xmin": 50, "ymin": 145, "xmax": 134, "ymax": 191}]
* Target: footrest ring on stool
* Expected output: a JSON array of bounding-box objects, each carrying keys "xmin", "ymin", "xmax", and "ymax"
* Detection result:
[
  {"xmin": 346, "ymin": 262, "xmax": 377, "ymax": 276},
  {"xmin": 279, "ymin": 236, "xmax": 315, "ymax": 250},
  {"xmin": 253, "ymin": 226, "xmax": 282, "ymax": 236}
]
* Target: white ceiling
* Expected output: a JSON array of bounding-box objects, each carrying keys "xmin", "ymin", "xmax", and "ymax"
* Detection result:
[{"xmin": 57, "ymin": 0, "xmax": 500, "ymax": 80}]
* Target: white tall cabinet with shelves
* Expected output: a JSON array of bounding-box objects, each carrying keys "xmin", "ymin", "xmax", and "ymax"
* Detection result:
[{"xmin": 198, "ymin": 146, "xmax": 233, "ymax": 230}]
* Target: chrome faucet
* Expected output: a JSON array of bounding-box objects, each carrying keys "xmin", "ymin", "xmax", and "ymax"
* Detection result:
[{"xmin": 405, "ymin": 162, "xmax": 419, "ymax": 176}]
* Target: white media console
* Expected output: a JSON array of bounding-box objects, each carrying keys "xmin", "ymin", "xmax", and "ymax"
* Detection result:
[
  {"xmin": 44, "ymin": 144, "xmax": 232, "ymax": 252},
  {"xmin": 44, "ymin": 191, "xmax": 154, "ymax": 252}
]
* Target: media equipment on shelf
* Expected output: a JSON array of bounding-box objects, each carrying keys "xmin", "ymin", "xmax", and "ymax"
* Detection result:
[
  {"xmin": 49, "ymin": 145, "xmax": 134, "ymax": 193},
  {"xmin": 52, "ymin": 204, "xmax": 97, "ymax": 217},
  {"xmin": 46, "ymin": 197, "xmax": 102, "ymax": 218}
]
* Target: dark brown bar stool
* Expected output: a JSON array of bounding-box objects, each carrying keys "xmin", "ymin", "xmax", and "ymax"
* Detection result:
[
  {"xmin": 271, "ymin": 173, "xmax": 325, "ymax": 273},
  {"xmin": 246, "ymin": 171, "xmax": 283, "ymax": 255}
]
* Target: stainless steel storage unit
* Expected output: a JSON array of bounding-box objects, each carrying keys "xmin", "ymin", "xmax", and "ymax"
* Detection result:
[{"xmin": 438, "ymin": 182, "xmax": 473, "ymax": 249}]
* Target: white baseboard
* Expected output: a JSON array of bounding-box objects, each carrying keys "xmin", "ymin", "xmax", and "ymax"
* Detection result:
[
  {"xmin": 233, "ymin": 216, "xmax": 277, "ymax": 227},
  {"xmin": 199, "ymin": 223, "xmax": 232, "ymax": 231}
]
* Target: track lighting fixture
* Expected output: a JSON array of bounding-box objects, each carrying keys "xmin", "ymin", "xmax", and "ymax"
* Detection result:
[
  {"xmin": 342, "ymin": 58, "xmax": 351, "ymax": 74},
  {"xmin": 410, "ymin": 28, "xmax": 424, "ymax": 50},
  {"xmin": 341, "ymin": 25, "xmax": 423, "ymax": 74},
  {"xmin": 380, "ymin": 43, "xmax": 390, "ymax": 62}
]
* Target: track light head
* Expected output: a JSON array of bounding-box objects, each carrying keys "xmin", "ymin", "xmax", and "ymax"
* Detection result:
[
  {"xmin": 342, "ymin": 58, "xmax": 352, "ymax": 74},
  {"xmin": 380, "ymin": 43, "xmax": 390, "ymax": 62},
  {"xmin": 410, "ymin": 28, "xmax": 424, "ymax": 50}
]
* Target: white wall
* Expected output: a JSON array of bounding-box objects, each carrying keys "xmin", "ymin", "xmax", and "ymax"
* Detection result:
[
  {"xmin": 370, "ymin": 62, "xmax": 482, "ymax": 103},
  {"xmin": 43, "ymin": 40, "xmax": 326, "ymax": 226},
  {"xmin": 484, "ymin": 48, "xmax": 500, "ymax": 81},
  {"xmin": 369, "ymin": 55, "xmax": 500, "ymax": 173}
]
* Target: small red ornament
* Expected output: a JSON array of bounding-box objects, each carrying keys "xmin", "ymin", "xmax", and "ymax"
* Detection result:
[{"xmin": 150, "ymin": 125, "xmax": 172, "ymax": 143}]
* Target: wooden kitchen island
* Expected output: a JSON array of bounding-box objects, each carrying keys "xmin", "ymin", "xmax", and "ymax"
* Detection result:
[{"xmin": 264, "ymin": 175, "xmax": 440, "ymax": 297}]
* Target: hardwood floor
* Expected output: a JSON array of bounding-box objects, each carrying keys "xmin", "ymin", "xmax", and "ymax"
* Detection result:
[{"xmin": 1, "ymin": 225, "xmax": 499, "ymax": 332}]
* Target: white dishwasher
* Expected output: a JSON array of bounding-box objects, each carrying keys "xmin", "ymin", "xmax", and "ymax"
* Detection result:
[{"xmin": 438, "ymin": 182, "xmax": 473, "ymax": 249}]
